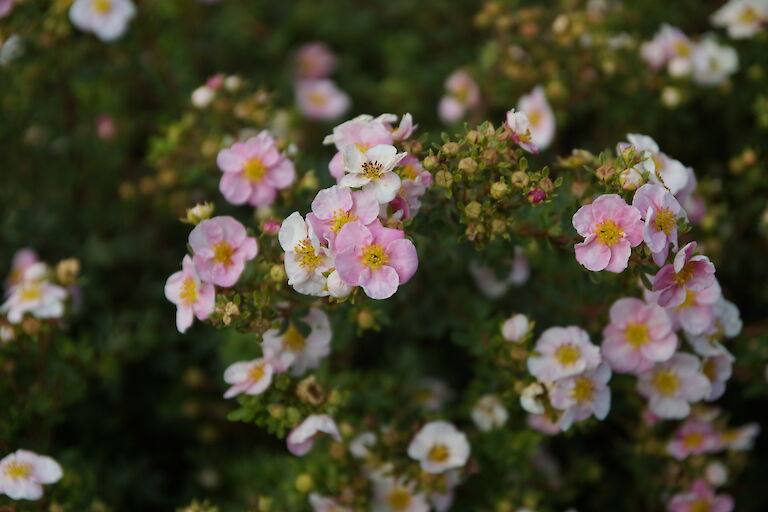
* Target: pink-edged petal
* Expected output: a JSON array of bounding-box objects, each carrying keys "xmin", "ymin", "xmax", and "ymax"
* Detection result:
[
  {"xmin": 385, "ymin": 239, "xmax": 418, "ymax": 283},
  {"xmin": 575, "ymin": 237, "xmax": 611, "ymax": 271}
]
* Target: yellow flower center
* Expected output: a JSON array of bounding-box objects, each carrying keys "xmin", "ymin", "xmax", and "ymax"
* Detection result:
[
  {"xmin": 594, "ymin": 219, "xmax": 624, "ymax": 247},
  {"xmin": 243, "ymin": 158, "xmax": 267, "ymax": 183},
  {"xmin": 179, "ymin": 277, "xmax": 198, "ymax": 305},
  {"xmin": 428, "ymin": 443, "xmax": 450, "ymax": 463},
  {"xmin": 675, "ymin": 290, "xmax": 698, "ymax": 310},
  {"xmin": 517, "ymin": 129, "xmax": 534, "ymax": 144},
  {"xmin": 702, "ymin": 358, "xmax": 717, "ymax": 381},
  {"xmin": 571, "ymin": 375, "xmax": 596, "ymax": 403},
  {"xmin": 93, "ymin": 0, "xmax": 112, "ymax": 14},
  {"xmin": 652, "ymin": 369, "xmax": 680, "ymax": 396},
  {"xmin": 19, "ymin": 283, "xmax": 42, "ymax": 302},
  {"xmin": 625, "ymin": 323, "xmax": 650, "ymax": 348},
  {"xmin": 690, "ymin": 499, "xmax": 712, "ymax": 512},
  {"xmin": 293, "ymin": 240, "xmax": 324, "ymax": 271},
  {"xmin": 554, "ymin": 343, "xmax": 581, "ymax": 367},
  {"xmin": 682, "ymin": 431, "xmax": 705, "ymax": 450},
  {"xmin": 307, "ymin": 91, "xmax": 327, "ymax": 106},
  {"xmin": 4, "ymin": 461, "xmax": 31, "ymax": 479},
  {"xmin": 740, "ymin": 6, "xmax": 759, "ymax": 24},
  {"xmin": 673, "ymin": 262, "xmax": 695, "ymax": 286},
  {"xmin": 361, "ymin": 244, "xmax": 389, "ymax": 270},
  {"xmin": 387, "ymin": 487, "xmax": 412, "ymax": 510},
  {"xmin": 283, "ymin": 324, "xmax": 306, "ymax": 352},
  {"xmin": 400, "ymin": 164, "xmax": 419, "ymax": 181},
  {"xmin": 330, "ymin": 209, "xmax": 358, "ymax": 232},
  {"xmin": 361, "ymin": 161, "xmax": 384, "ymax": 180},
  {"xmin": 248, "ymin": 362, "xmax": 266, "ymax": 382},
  {"xmin": 212, "ymin": 241, "xmax": 235, "ymax": 266},
  {"xmin": 654, "ymin": 207, "xmax": 676, "ymax": 236},
  {"xmin": 455, "ymin": 85, "xmax": 470, "ymax": 104},
  {"xmin": 720, "ymin": 429, "xmax": 739, "ymax": 444},
  {"xmin": 528, "ymin": 109, "xmax": 542, "ymax": 127},
  {"xmin": 354, "ymin": 143, "xmax": 371, "ymax": 152},
  {"xmin": 652, "ymin": 153, "xmax": 665, "ymax": 172}
]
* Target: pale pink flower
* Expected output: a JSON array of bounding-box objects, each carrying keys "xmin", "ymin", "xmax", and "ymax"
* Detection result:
[
  {"xmin": 164, "ymin": 255, "xmax": 216, "ymax": 333},
  {"xmin": 323, "ymin": 114, "xmax": 397, "ymax": 179},
  {"xmin": 517, "ymin": 86, "xmax": 555, "ymax": 150},
  {"xmin": 505, "ymin": 109, "xmax": 538, "ymax": 153},
  {"xmin": 217, "ymin": 131, "xmax": 296, "ymax": 207},
  {"xmin": 526, "ymin": 413, "xmax": 561, "ymax": 436},
  {"xmin": 687, "ymin": 298, "xmax": 742, "ymax": 357},
  {"xmin": 279, "ymin": 212, "xmax": 332, "ymax": 296},
  {"xmin": 648, "ymin": 279, "xmax": 722, "ymax": 336},
  {"xmin": 602, "ymin": 297, "xmax": 678, "ymax": 374},
  {"xmin": 349, "ymin": 431, "xmax": 376, "ymax": 459},
  {"xmin": 69, "ymin": 0, "xmax": 136, "ymax": 42},
  {"xmin": 0, "ymin": 450, "xmax": 62, "ymax": 500},
  {"xmin": 691, "ymin": 37, "xmax": 739, "ymax": 87},
  {"xmin": 309, "ymin": 493, "xmax": 351, "ymax": 512},
  {"xmin": 549, "ymin": 362, "xmax": 612, "ymax": 431},
  {"xmin": 5, "ymin": 248, "xmax": 38, "ymax": 291},
  {"xmin": 1, "ymin": 264, "xmax": 67, "ymax": 324},
  {"xmin": 632, "ymin": 184, "xmax": 686, "ymax": 266},
  {"xmin": 527, "ymin": 326, "xmax": 601, "ymax": 382},
  {"xmin": 296, "ymin": 79, "xmax": 350, "ymax": 121},
  {"xmin": 372, "ymin": 475, "xmax": 429, "ymax": 512},
  {"xmin": 711, "ymin": 0, "xmax": 768, "ymax": 39},
  {"xmin": 189, "ymin": 216, "xmax": 258, "ymax": 287},
  {"xmin": 637, "ymin": 353, "xmax": 711, "ymax": 419},
  {"xmin": 622, "ymin": 134, "xmax": 689, "ymax": 195},
  {"xmin": 296, "ymin": 42, "xmax": 337, "ymax": 79},
  {"xmin": 667, "ymin": 479, "xmax": 734, "ymax": 512},
  {"xmin": 520, "ymin": 382, "xmax": 546, "ymax": 414},
  {"xmin": 640, "ymin": 25, "xmax": 694, "ymax": 76},
  {"xmin": 414, "ymin": 378, "xmax": 453, "ymax": 411},
  {"xmin": 502, "ymin": 313, "xmax": 530, "ymax": 343},
  {"xmin": 702, "ymin": 353, "xmax": 733, "ymax": 401},
  {"xmin": 334, "ymin": 220, "xmax": 418, "ymax": 300},
  {"xmin": 307, "ymin": 185, "xmax": 379, "ymax": 248},
  {"xmin": 471, "ymin": 394, "xmax": 508, "ymax": 432},
  {"xmin": 652, "ymin": 242, "xmax": 717, "ymax": 308},
  {"xmin": 340, "ymin": 144, "xmax": 406, "ymax": 204},
  {"xmin": 666, "ymin": 420, "xmax": 721, "ymax": 460},
  {"xmin": 0, "ymin": 0, "xmax": 15, "ymax": 18},
  {"xmin": 438, "ymin": 70, "xmax": 480, "ymax": 123},
  {"xmin": 262, "ymin": 308, "xmax": 331, "ymax": 376},
  {"xmin": 705, "ymin": 461, "xmax": 728, "ymax": 487},
  {"xmin": 287, "ymin": 414, "xmax": 341, "ymax": 456},
  {"xmin": 407, "ymin": 421, "xmax": 470, "ymax": 474},
  {"xmin": 387, "ymin": 156, "xmax": 432, "ymax": 220},
  {"xmin": 222, "ymin": 358, "xmax": 273, "ymax": 398},
  {"xmin": 429, "ymin": 470, "xmax": 460, "ymax": 512},
  {"xmin": 572, "ymin": 194, "xmax": 644, "ymax": 273},
  {"xmin": 720, "ymin": 422, "xmax": 760, "ymax": 451},
  {"xmin": 326, "ymin": 270, "xmax": 353, "ymax": 299}
]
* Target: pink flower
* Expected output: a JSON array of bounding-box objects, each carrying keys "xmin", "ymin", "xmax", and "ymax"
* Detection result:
[
  {"xmin": 307, "ymin": 185, "xmax": 379, "ymax": 248},
  {"xmin": 641, "ymin": 25, "xmax": 694, "ymax": 77},
  {"xmin": 666, "ymin": 420, "xmax": 721, "ymax": 460},
  {"xmin": 0, "ymin": 450, "xmax": 62, "ymax": 500},
  {"xmin": 287, "ymin": 414, "xmax": 341, "ymax": 456},
  {"xmin": 720, "ymin": 422, "xmax": 760, "ymax": 451},
  {"xmin": 438, "ymin": 70, "xmax": 480, "ymax": 123},
  {"xmin": 648, "ymin": 279, "xmax": 722, "ymax": 336},
  {"xmin": 164, "ymin": 255, "xmax": 216, "ymax": 333},
  {"xmin": 222, "ymin": 358, "xmax": 274, "ymax": 398},
  {"xmin": 189, "ymin": 216, "xmax": 258, "ymax": 287},
  {"xmin": 295, "ymin": 42, "xmax": 337, "ymax": 79},
  {"xmin": 217, "ymin": 131, "xmax": 296, "ymax": 207},
  {"xmin": 501, "ymin": 313, "xmax": 530, "ymax": 342},
  {"xmin": 667, "ymin": 480, "xmax": 734, "ymax": 512},
  {"xmin": 340, "ymin": 144, "xmax": 406, "ymax": 204},
  {"xmin": 5, "ymin": 248, "xmax": 39, "ymax": 291},
  {"xmin": 372, "ymin": 475, "xmax": 430, "ymax": 512},
  {"xmin": 279, "ymin": 212, "xmax": 332, "ymax": 296},
  {"xmin": 549, "ymin": 362, "xmax": 612, "ymax": 431},
  {"xmin": 702, "ymin": 353, "xmax": 733, "ymax": 401},
  {"xmin": 323, "ymin": 114, "xmax": 398, "ymax": 179},
  {"xmin": 572, "ymin": 194, "xmax": 644, "ymax": 273},
  {"xmin": 632, "ymin": 184, "xmax": 686, "ymax": 266},
  {"xmin": 602, "ymin": 297, "xmax": 678, "ymax": 374},
  {"xmin": 527, "ymin": 326, "xmax": 601, "ymax": 382},
  {"xmin": 334, "ymin": 220, "xmax": 417, "ymax": 299},
  {"xmin": 517, "ymin": 86, "xmax": 555, "ymax": 150},
  {"xmin": 262, "ymin": 308, "xmax": 332, "ymax": 376},
  {"xmin": 526, "ymin": 413, "xmax": 561, "ymax": 436},
  {"xmin": 69, "ymin": 0, "xmax": 136, "ymax": 42},
  {"xmin": 505, "ymin": 109, "xmax": 539, "ymax": 153},
  {"xmin": 296, "ymin": 79, "xmax": 350, "ymax": 121},
  {"xmin": 652, "ymin": 242, "xmax": 717, "ymax": 308},
  {"xmin": 387, "ymin": 155, "xmax": 432, "ymax": 220},
  {"xmin": 637, "ymin": 353, "xmax": 711, "ymax": 419}
]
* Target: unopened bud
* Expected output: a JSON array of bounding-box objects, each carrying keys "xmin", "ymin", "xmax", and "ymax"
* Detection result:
[
  {"xmin": 296, "ymin": 375, "xmax": 326, "ymax": 406},
  {"xmin": 295, "ymin": 474, "xmax": 314, "ymax": 493},
  {"xmin": 491, "ymin": 219, "xmax": 507, "ymax": 234},
  {"xmin": 466, "ymin": 130, "xmax": 482, "ymax": 144},
  {"xmin": 270, "ymin": 264, "xmax": 287, "ymax": 282},
  {"xmin": 184, "ymin": 202, "xmax": 215, "ymax": 225},
  {"xmin": 539, "ymin": 177, "xmax": 554, "ymax": 193},
  {"xmin": 423, "ymin": 155, "xmax": 439, "ymax": 170},
  {"xmin": 595, "ymin": 164, "xmax": 615, "ymax": 181},
  {"xmin": 435, "ymin": 170, "xmax": 453, "ymax": 188},
  {"xmin": 357, "ymin": 310, "xmax": 375, "ymax": 330},
  {"xmin": 441, "ymin": 142, "xmax": 460, "ymax": 156},
  {"xmin": 510, "ymin": 171, "xmax": 529, "ymax": 188},
  {"xmin": 465, "ymin": 201, "xmax": 482, "ymax": 219},
  {"xmin": 56, "ymin": 258, "xmax": 80, "ymax": 285},
  {"xmin": 490, "ymin": 181, "xmax": 508, "ymax": 199},
  {"xmin": 458, "ymin": 157, "xmax": 478, "ymax": 173},
  {"xmin": 527, "ymin": 188, "xmax": 547, "ymax": 203}
]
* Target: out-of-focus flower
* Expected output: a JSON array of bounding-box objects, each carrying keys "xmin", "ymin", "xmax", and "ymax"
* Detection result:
[
  {"xmin": 222, "ymin": 358, "xmax": 274, "ymax": 398},
  {"xmin": 667, "ymin": 479, "xmax": 734, "ymax": 512},
  {"xmin": 471, "ymin": 395, "xmax": 508, "ymax": 432},
  {"xmin": 637, "ymin": 353, "xmax": 711, "ymax": 419},
  {"xmin": 95, "ymin": 115, "xmax": 117, "ymax": 140},
  {"xmin": 641, "ymin": 24, "xmax": 695, "ymax": 76},
  {"xmin": 1, "ymin": 264, "xmax": 67, "ymax": 324},
  {"xmin": 527, "ymin": 326, "xmax": 601, "ymax": 382},
  {"xmin": 711, "ymin": 0, "xmax": 768, "ymax": 39},
  {"xmin": 652, "ymin": 242, "xmax": 717, "ymax": 308},
  {"xmin": 620, "ymin": 134, "xmax": 689, "ymax": 195},
  {"xmin": 687, "ymin": 298, "xmax": 742, "ymax": 357},
  {"xmin": 296, "ymin": 79, "xmax": 350, "ymax": 121},
  {"xmin": 469, "ymin": 247, "xmax": 530, "ymax": 299},
  {"xmin": 549, "ymin": 363, "xmax": 612, "ymax": 431},
  {"xmin": 296, "ymin": 42, "xmax": 337, "ymax": 79},
  {"xmin": 349, "ymin": 431, "xmax": 376, "ymax": 458},
  {"xmin": 287, "ymin": 415, "xmax": 341, "ymax": 456},
  {"xmin": 651, "ymin": 281, "xmax": 722, "ymax": 336},
  {"xmin": 691, "ymin": 37, "xmax": 739, "ymax": 87},
  {"xmin": 189, "ymin": 216, "xmax": 258, "ymax": 287},
  {"xmin": 164, "ymin": 255, "xmax": 216, "ymax": 333},
  {"xmin": 666, "ymin": 420, "xmax": 721, "ymax": 460},
  {"xmin": 632, "ymin": 184, "xmax": 686, "ymax": 266},
  {"xmin": 279, "ymin": 212, "xmax": 332, "ymax": 296},
  {"xmin": 372, "ymin": 475, "xmax": 429, "ymax": 512},
  {"xmin": 0, "ymin": 0, "xmax": 15, "ymax": 18},
  {"xmin": 520, "ymin": 382, "xmax": 546, "ymax": 414},
  {"xmin": 701, "ymin": 353, "xmax": 733, "ymax": 401},
  {"xmin": 340, "ymin": 144, "xmax": 406, "ymax": 204},
  {"xmin": 191, "ymin": 85, "xmax": 215, "ymax": 108},
  {"xmin": 706, "ymin": 461, "xmax": 729, "ymax": 487},
  {"xmin": 69, "ymin": 0, "xmax": 136, "ymax": 42},
  {"xmin": 505, "ymin": 109, "xmax": 539, "ymax": 153},
  {"xmin": 720, "ymin": 422, "xmax": 760, "ymax": 451},
  {"xmin": 527, "ymin": 413, "xmax": 561, "ymax": 435},
  {"xmin": 438, "ymin": 71, "xmax": 480, "ymax": 123},
  {"xmin": 184, "ymin": 202, "xmax": 215, "ymax": 225},
  {"xmin": 309, "ymin": 493, "xmax": 351, "ymax": 512},
  {"xmin": 407, "ymin": 421, "xmax": 470, "ymax": 474},
  {"xmin": 414, "ymin": 378, "xmax": 453, "ymax": 411},
  {"xmin": 502, "ymin": 313, "xmax": 530, "ymax": 342},
  {"xmin": 5, "ymin": 248, "xmax": 38, "ymax": 291},
  {"xmin": 517, "ymin": 86, "xmax": 555, "ymax": 150},
  {"xmin": 262, "ymin": 308, "xmax": 331, "ymax": 376},
  {"xmin": 0, "ymin": 450, "xmax": 62, "ymax": 500}
]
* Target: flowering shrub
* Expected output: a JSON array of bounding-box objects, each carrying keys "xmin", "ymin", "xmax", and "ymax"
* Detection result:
[{"xmin": 2, "ymin": 0, "xmax": 768, "ymax": 511}]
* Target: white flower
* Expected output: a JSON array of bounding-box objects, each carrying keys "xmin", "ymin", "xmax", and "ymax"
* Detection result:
[
  {"xmin": 471, "ymin": 394, "xmax": 508, "ymax": 432},
  {"xmin": 372, "ymin": 475, "xmax": 429, "ymax": 512},
  {"xmin": 711, "ymin": 0, "xmax": 768, "ymax": 39},
  {"xmin": 1, "ymin": 263, "xmax": 67, "ymax": 324},
  {"xmin": 69, "ymin": 0, "xmax": 136, "ymax": 42},
  {"xmin": 0, "ymin": 34, "xmax": 23, "ymax": 67},
  {"xmin": 691, "ymin": 37, "xmax": 739, "ymax": 87},
  {"xmin": 287, "ymin": 415, "xmax": 341, "ymax": 456},
  {"xmin": 279, "ymin": 212, "xmax": 332, "ymax": 296},
  {"xmin": 520, "ymin": 382, "xmax": 546, "ymax": 414},
  {"xmin": 262, "ymin": 308, "xmax": 331, "ymax": 376},
  {"xmin": 621, "ymin": 134, "xmax": 689, "ymax": 194},
  {"xmin": 407, "ymin": 421, "xmax": 470, "ymax": 474},
  {"xmin": 505, "ymin": 109, "xmax": 538, "ymax": 153},
  {"xmin": 0, "ymin": 450, "xmax": 62, "ymax": 500},
  {"xmin": 502, "ymin": 314, "xmax": 530, "ymax": 342},
  {"xmin": 636, "ymin": 353, "xmax": 711, "ymax": 419},
  {"xmin": 191, "ymin": 86, "xmax": 215, "ymax": 108},
  {"xmin": 349, "ymin": 431, "xmax": 376, "ymax": 458},
  {"xmin": 340, "ymin": 144, "xmax": 406, "ymax": 204},
  {"xmin": 517, "ymin": 86, "xmax": 555, "ymax": 150},
  {"xmin": 222, "ymin": 358, "xmax": 274, "ymax": 398},
  {"xmin": 326, "ymin": 269, "xmax": 353, "ymax": 299},
  {"xmin": 705, "ymin": 461, "xmax": 728, "ymax": 486},
  {"xmin": 527, "ymin": 326, "xmax": 601, "ymax": 383}
]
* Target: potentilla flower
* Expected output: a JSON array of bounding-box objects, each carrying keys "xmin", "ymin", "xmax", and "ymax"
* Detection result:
[
  {"xmin": 407, "ymin": 421, "xmax": 470, "ymax": 474},
  {"xmin": 667, "ymin": 479, "xmax": 734, "ymax": 512},
  {"xmin": 705, "ymin": 461, "xmax": 729, "ymax": 487},
  {"xmin": 528, "ymin": 326, "xmax": 601, "ymax": 382},
  {"xmin": 438, "ymin": 70, "xmax": 480, "ymax": 123},
  {"xmin": 616, "ymin": 147, "xmax": 655, "ymax": 191},
  {"xmin": 340, "ymin": 144, "xmax": 406, "ymax": 204},
  {"xmin": 505, "ymin": 109, "xmax": 539, "ymax": 153},
  {"xmin": 69, "ymin": 0, "xmax": 136, "ymax": 42},
  {"xmin": 471, "ymin": 394, "xmax": 509, "ymax": 432},
  {"xmin": 0, "ymin": 450, "xmax": 62, "ymax": 500},
  {"xmin": 279, "ymin": 212, "xmax": 332, "ymax": 296},
  {"xmin": 222, "ymin": 358, "xmax": 274, "ymax": 398},
  {"xmin": 711, "ymin": 0, "xmax": 768, "ymax": 39},
  {"xmin": 216, "ymin": 131, "xmax": 296, "ymax": 207},
  {"xmin": 309, "ymin": 493, "xmax": 351, "ymax": 512},
  {"xmin": 526, "ymin": 413, "xmax": 561, "ymax": 436},
  {"xmin": 667, "ymin": 280, "xmax": 722, "ymax": 336},
  {"xmin": 414, "ymin": 378, "xmax": 453, "ymax": 411},
  {"xmin": 296, "ymin": 79, "xmax": 350, "ymax": 121},
  {"xmin": 572, "ymin": 194, "xmax": 644, "ymax": 273},
  {"xmin": 632, "ymin": 184, "xmax": 686, "ymax": 265},
  {"xmin": 164, "ymin": 255, "xmax": 215, "ymax": 333},
  {"xmin": 520, "ymin": 382, "xmax": 546, "ymax": 414},
  {"xmin": 5, "ymin": 248, "xmax": 38, "ymax": 291},
  {"xmin": 326, "ymin": 270, "xmax": 353, "ymax": 299},
  {"xmin": 388, "ymin": 155, "xmax": 432, "ymax": 220},
  {"xmin": 652, "ymin": 242, "xmax": 717, "ymax": 308},
  {"xmin": 502, "ymin": 313, "xmax": 531, "ymax": 343},
  {"xmin": 700, "ymin": 353, "xmax": 734, "ymax": 401},
  {"xmin": 621, "ymin": 134, "xmax": 690, "ymax": 195},
  {"xmin": 295, "ymin": 42, "xmax": 337, "ymax": 78},
  {"xmin": 687, "ymin": 298, "xmax": 742, "ymax": 357},
  {"xmin": 637, "ymin": 353, "xmax": 711, "ymax": 419},
  {"xmin": 262, "ymin": 308, "xmax": 331, "ymax": 376},
  {"xmin": 1, "ymin": 264, "xmax": 67, "ymax": 324},
  {"xmin": 429, "ymin": 470, "xmax": 460, "ymax": 512},
  {"xmin": 349, "ymin": 431, "xmax": 376, "ymax": 459},
  {"xmin": 720, "ymin": 422, "xmax": 760, "ymax": 451},
  {"xmin": 323, "ymin": 114, "xmax": 401, "ymax": 179},
  {"xmin": 640, "ymin": 24, "xmax": 694, "ymax": 75},
  {"xmin": 666, "ymin": 420, "xmax": 721, "ymax": 460},
  {"xmin": 334, "ymin": 220, "xmax": 417, "ymax": 300},
  {"xmin": 372, "ymin": 475, "xmax": 429, "ymax": 512},
  {"xmin": 691, "ymin": 37, "xmax": 739, "ymax": 87},
  {"xmin": 307, "ymin": 185, "xmax": 379, "ymax": 248},
  {"xmin": 517, "ymin": 86, "xmax": 555, "ymax": 150},
  {"xmin": 286, "ymin": 414, "xmax": 341, "ymax": 456},
  {"xmin": 602, "ymin": 297, "xmax": 678, "ymax": 375},
  {"xmin": 189, "ymin": 216, "xmax": 258, "ymax": 287},
  {"xmin": 549, "ymin": 363, "xmax": 612, "ymax": 431}
]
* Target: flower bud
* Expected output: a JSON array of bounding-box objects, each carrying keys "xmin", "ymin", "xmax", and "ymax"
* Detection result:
[
  {"xmin": 441, "ymin": 142, "xmax": 460, "ymax": 156},
  {"xmin": 520, "ymin": 382, "xmax": 546, "ymax": 414},
  {"xmin": 595, "ymin": 164, "xmax": 615, "ymax": 181},
  {"xmin": 490, "ymin": 181, "xmax": 508, "ymax": 199},
  {"xmin": 490, "ymin": 219, "xmax": 507, "ymax": 235},
  {"xmin": 295, "ymin": 474, "xmax": 314, "ymax": 493},
  {"xmin": 527, "ymin": 188, "xmax": 547, "ymax": 204},
  {"xmin": 296, "ymin": 375, "xmax": 326, "ymax": 406},
  {"xmin": 539, "ymin": 177, "xmax": 554, "ymax": 193},
  {"xmin": 435, "ymin": 170, "xmax": 453, "ymax": 188},
  {"xmin": 262, "ymin": 219, "xmax": 281, "ymax": 235},
  {"xmin": 501, "ymin": 314, "xmax": 530, "ymax": 342},
  {"xmin": 465, "ymin": 201, "xmax": 482, "ymax": 219},
  {"xmin": 510, "ymin": 171, "xmax": 529, "ymax": 188},
  {"xmin": 267, "ymin": 404, "xmax": 285, "ymax": 419},
  {"xmin": 357, "ymin": 309, "xmax": 375, "ymax": 330},
  {"xmin": 423, "ymin": 155, "xmax": 439, "ymax": 170},
  {"xmin": 56, "ymin": 258, "xmax": 80, "ymax": 285},
  {"xmin": 270, "ymin": 264, "xmax": 287, "ymax": 282},
  {"xmin": 466, "ymin": 130, "xmax": 482, "ymax": 144},
  {"xmin": 458, "ymin": 157, "xmax": 478, "ymax": 173}
]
